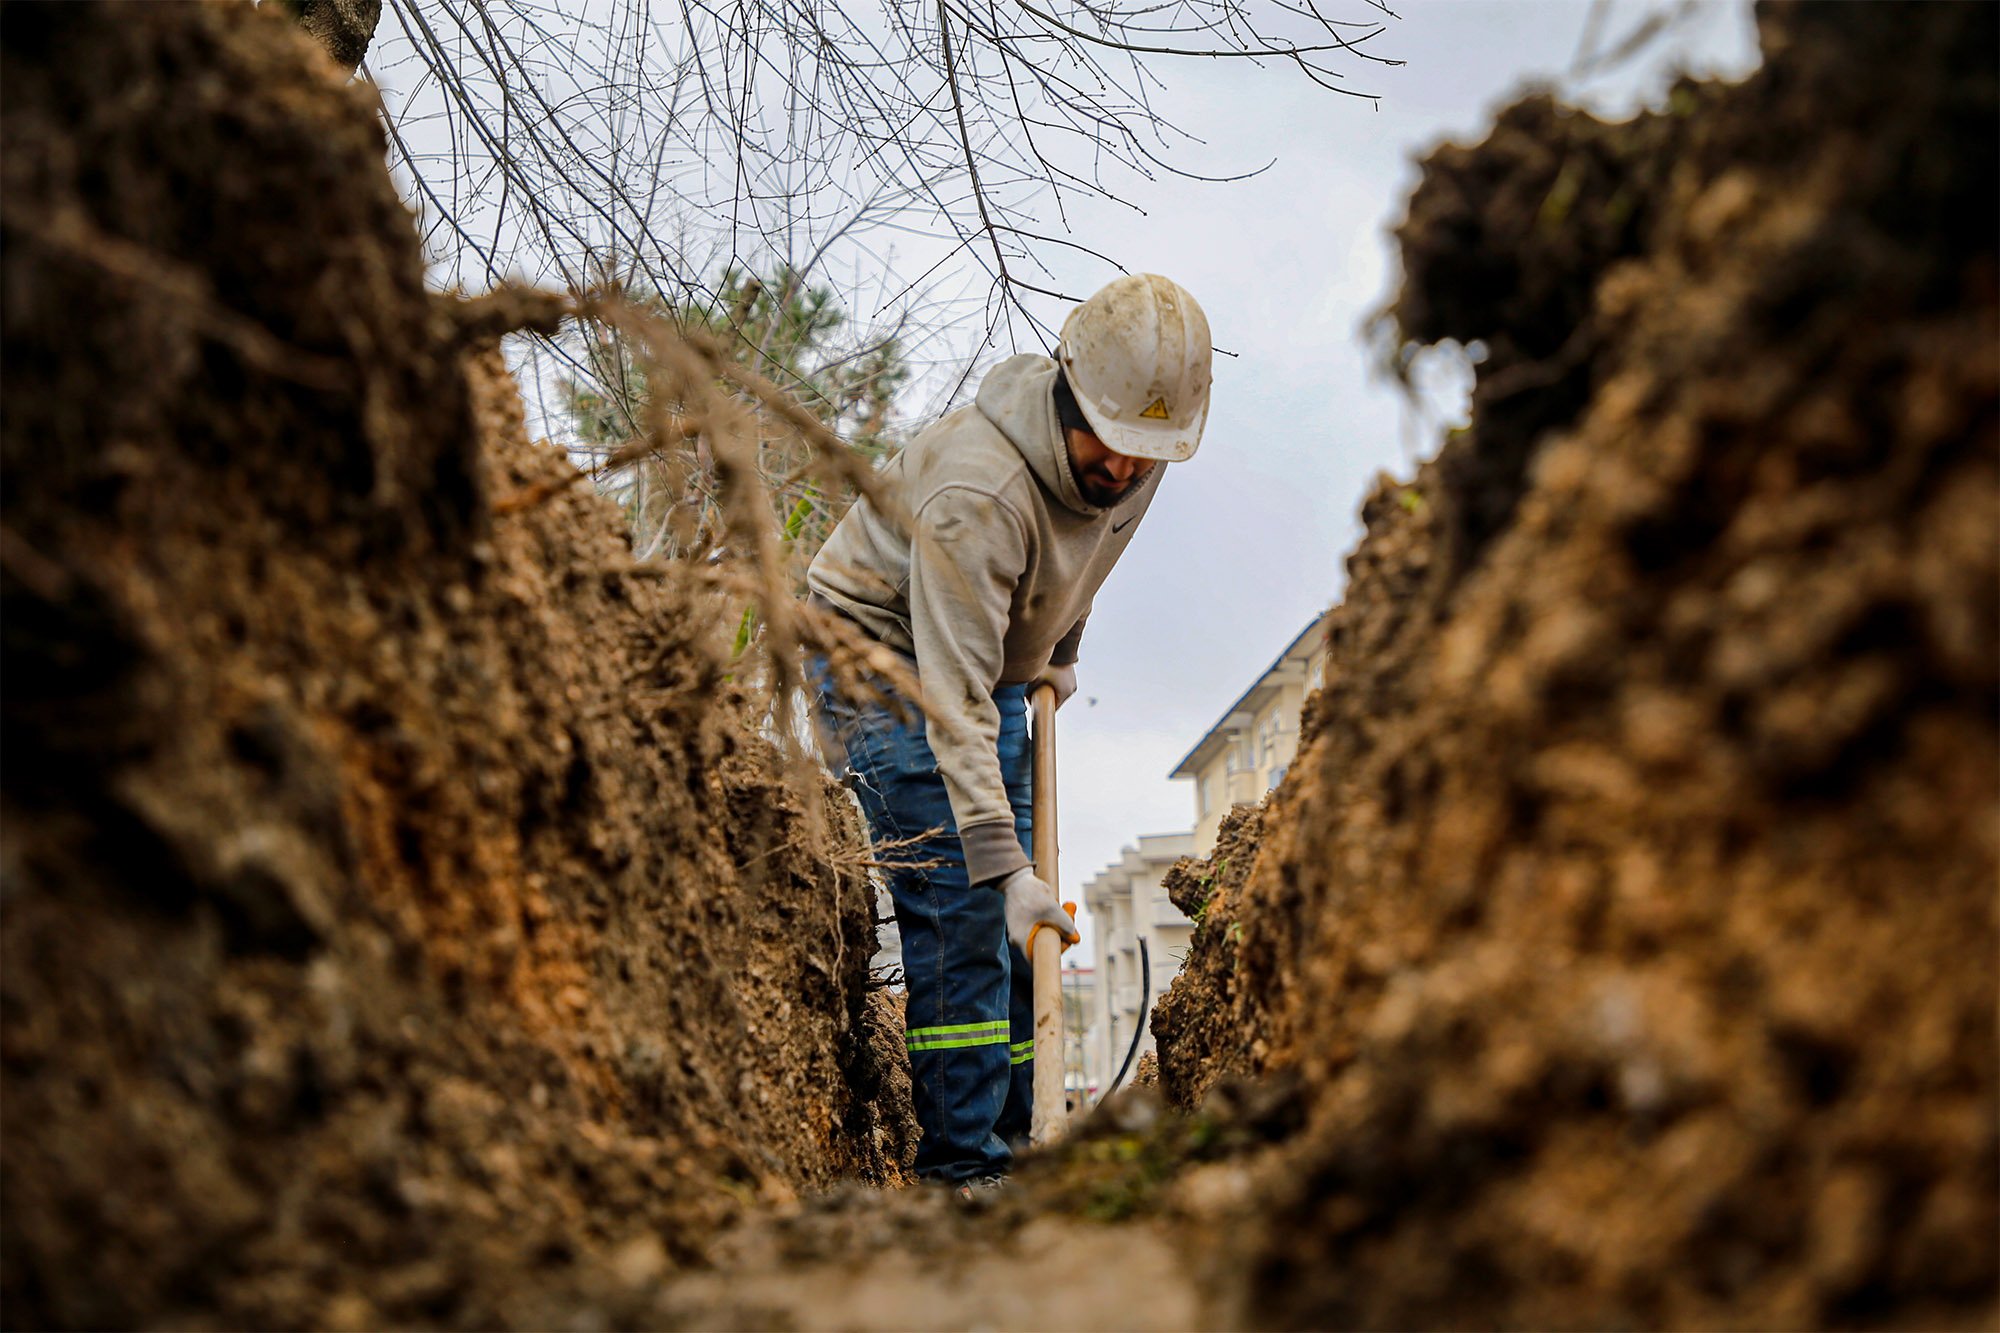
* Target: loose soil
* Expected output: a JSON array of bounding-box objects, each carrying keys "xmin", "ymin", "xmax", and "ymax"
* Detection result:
[
  {"xmin": 1150, "ymin": 800, "xmax": 1279, "ymax": 1108},
  {"xmin": 1156, "ymin": 2, "xmax": 1997, "ymax": 1327},
  {"xmin": 1, "ymin": 5, "xmax": 910, "ymax": 1327},
  {"xmin": 3, "ymin": 1, "xmax": 1994, "ymax": 1331}
]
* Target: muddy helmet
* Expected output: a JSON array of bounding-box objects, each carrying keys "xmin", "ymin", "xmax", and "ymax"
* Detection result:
[{"xmin": 1056, "ymin": 274, "xmax": 1213, "ymax": 462}]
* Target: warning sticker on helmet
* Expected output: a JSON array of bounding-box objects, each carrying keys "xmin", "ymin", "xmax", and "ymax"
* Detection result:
[{"xmin": 1139, "ymin": 397, "xmax": 1171, "ymax": 420}]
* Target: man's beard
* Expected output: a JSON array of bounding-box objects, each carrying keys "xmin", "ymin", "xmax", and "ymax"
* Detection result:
[{"xmin": 1078, "ymin": 470, "xmax": 1136, "ymax": 507}]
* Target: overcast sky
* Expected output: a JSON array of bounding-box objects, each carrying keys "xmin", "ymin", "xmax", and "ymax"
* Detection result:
[{"xmin": 1033, "ymin": 0, "xmax": 1761, "ymax": 962}]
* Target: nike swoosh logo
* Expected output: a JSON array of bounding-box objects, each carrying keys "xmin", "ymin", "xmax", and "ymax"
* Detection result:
[{"xmin": 1112, "ymin": 515, "xmax": 1137, "ymax": 534}]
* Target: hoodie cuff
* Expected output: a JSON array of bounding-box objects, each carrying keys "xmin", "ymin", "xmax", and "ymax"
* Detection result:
[
  {"xmin": 963, "ymin": 820, "xmax": 1032, "ymax": 886},
  {"xmin": 1050, "ymin": 617, "xmax": 1086, "ymax": 667}
]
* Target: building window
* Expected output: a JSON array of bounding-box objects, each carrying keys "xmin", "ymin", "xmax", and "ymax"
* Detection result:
[
  {"xmin": 1259, "ymin": 712, "xmax": 1286, "ymax": 766},
  {"xmin": 1198, "ymin": 774, "xmax": 1214, "ymax": 816}
]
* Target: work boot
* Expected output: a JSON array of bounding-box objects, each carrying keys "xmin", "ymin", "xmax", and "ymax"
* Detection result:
[{"xmin": 952, "ymin": 1174, "xmax": 1008, "ymax": 1204}]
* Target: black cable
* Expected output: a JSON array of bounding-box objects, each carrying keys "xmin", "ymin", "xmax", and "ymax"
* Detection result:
[{"xmin": 1100, "ymin": 935, "xmax": 1149, "ymax": 1102}]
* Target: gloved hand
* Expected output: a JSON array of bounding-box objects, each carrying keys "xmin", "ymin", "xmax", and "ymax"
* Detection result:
[
  {"xmin": 1033, "ymin": 662, "xmax": 1078, "ymax": 709},
  {"xmin": 996, "ymin": 867, "xmax": 1080, "ymax": 954}
]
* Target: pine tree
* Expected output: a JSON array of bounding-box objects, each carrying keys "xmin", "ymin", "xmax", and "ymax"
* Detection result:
[{"xmin": 558, "ymin": 265, "xmax": 910, "ymax": 574}]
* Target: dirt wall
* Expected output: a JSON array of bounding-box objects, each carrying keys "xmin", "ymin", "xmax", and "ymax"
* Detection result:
[
  {"xmin": 0, "ymin": 4, "xmax": 911, "ymax": 1327},
  {"xmin": 1150, "ymin": 800, "xmax": 1278, "ymax": 1107},
  {"xmin": 1156, "ymin": 3, "xmax": 1997, "ymax": 1327}
]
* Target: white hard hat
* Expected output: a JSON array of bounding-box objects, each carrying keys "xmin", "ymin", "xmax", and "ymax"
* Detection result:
[{"xmin": 1057, "ymin": 274, "xmax": 1213, "ymax": 462}]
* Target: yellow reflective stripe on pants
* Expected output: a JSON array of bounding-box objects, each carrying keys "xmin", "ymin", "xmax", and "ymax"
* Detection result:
[
  {"xmin": 1009, "ymin": 1039, "xmax": 1034, "ymax": 1066},
  {"xmin": 907, "ymin": 1020, "xmax": 1008, "ymax": 1052},
  {"xmin": 907, "ymin": 1020, "xmax": 1010, "ymax": 1037}
]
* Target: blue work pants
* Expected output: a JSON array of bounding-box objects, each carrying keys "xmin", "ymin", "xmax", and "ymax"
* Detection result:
[{"xmin": 811, "ymin": 660, "xmax": 1036, "ymax": 1182}]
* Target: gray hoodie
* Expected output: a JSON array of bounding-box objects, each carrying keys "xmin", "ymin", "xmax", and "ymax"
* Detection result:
[{"xmin": 807, "ymin": 353, "xmax": 1163, "ymax": 885}]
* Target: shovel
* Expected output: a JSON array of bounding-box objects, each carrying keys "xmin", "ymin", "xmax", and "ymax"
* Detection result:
[{"xmin": 1028, "ymin": 683, "xmax": 1075, "ymax": 1147}]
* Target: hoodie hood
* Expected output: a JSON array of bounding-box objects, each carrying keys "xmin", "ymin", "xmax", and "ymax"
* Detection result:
[{"xmin": 975, "ymin": 353, "xmax": 1105, "ymax": 518}]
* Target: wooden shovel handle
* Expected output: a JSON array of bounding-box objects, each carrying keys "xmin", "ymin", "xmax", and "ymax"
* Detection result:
[
  {"xmin": 1029, "ymin": 683, "xmax": 1067, "ymax": 1145},
  {"xmin": 1031, "ymin": 684, "xmax": 1058, "ymax": 881}
]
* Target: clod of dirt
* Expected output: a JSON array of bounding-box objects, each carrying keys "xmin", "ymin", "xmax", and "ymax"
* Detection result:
[
  {"xmin": 1150, "ymin": 799, "xmax": 1280, "ymax": 1108},
  {"xmin": 1157, "ymin": 2, "xmax": 1997, "ymax": 1327},
  {"xmin": 0, "ymin": 4, "xmax": 911, "ymax": 1326}
]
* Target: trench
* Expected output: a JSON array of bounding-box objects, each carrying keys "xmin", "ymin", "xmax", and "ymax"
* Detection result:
[{"xmin": 2, "ymin": 2, "xmax": 1994, "ymax": 1329}]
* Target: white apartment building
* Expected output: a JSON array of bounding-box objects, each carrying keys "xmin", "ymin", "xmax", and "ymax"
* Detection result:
[
  {"xmin": 1077, "ymin": 612, "xmax": 1333, "ymax": 1098},
  {"xmin": 1078, "ymin": 831, "xmax": 1195, "ymax": 1094},
  {"xmin": 1058, "ymin": 960, "xmax": 1096, "ymax": 1105},
  {"xmin": 1170, "ymin": 614, "xmax": 1330, "ymax": 855}
]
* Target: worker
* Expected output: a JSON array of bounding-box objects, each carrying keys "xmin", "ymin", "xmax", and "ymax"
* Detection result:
[{"xmin": 807, "ymin": 273, "xmax": 1213, "ymax": 1189}]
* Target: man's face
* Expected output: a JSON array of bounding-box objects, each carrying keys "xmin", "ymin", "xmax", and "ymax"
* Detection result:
[{"xmin": 1065, "ymin": 427, "xmax": 1156, "ymax": 508}]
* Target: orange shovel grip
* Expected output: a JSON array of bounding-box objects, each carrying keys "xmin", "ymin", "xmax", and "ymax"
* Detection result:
[{"xmin": 1028, "ymin": 901, "xmax": 1079, "ymax": 958}]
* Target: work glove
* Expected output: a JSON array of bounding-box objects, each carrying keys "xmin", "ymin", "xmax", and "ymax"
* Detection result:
[
  {"xmin": 1032, "ymin": 662, "xmax": 1078, "ymax": 709},
  {"xmin": 996, "ymin": 867, "xmax": 1080, "ymax": 955}
]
